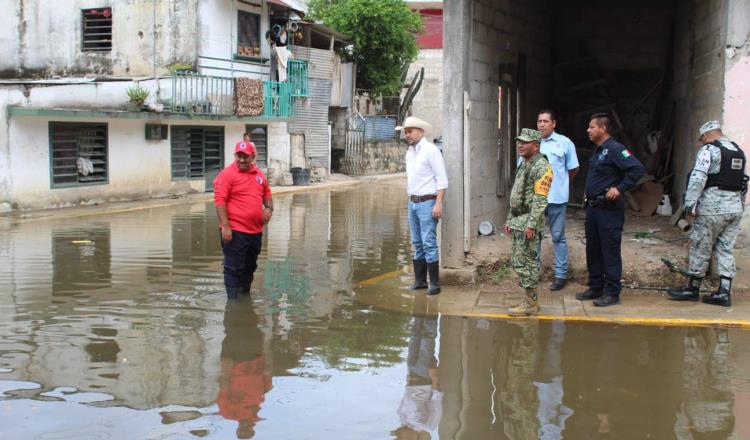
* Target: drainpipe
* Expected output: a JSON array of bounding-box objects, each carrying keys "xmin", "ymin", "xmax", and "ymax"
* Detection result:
[
  {"xmin": 153, "ymin": 0, "xmax": 159, "ymax": 101},
  {"xmin": 463, "ymin": 91, "xmax": 471, "ymax": 253}
]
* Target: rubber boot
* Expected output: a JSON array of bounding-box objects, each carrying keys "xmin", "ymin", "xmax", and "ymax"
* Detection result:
[
  {"xmin": 508, "ymin": 288, "xmax": 539, "ymax": 317},
  {"xmin": 241, "ymin": 274, "xmax": 254, "ymax": 296},
  {"xmin": 702, "ymin": 276, "xmax": 732, "ymax": 307},
  {"xmin": 427, "ymin": 261, "xmax": 441, "ymax": 295},
  {"xmin": 410, "ymin": 259, "xmax": 428, "ymax": 290},
  {"xmin": 226, "ymin": 285, "xmax": 242, "ymax": 300},
  {"xmin": 667, "ymin": 275, "xmax": 702, "ymax": 301}
]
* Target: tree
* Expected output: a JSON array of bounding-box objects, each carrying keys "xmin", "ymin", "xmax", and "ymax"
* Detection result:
[{"xmin": 308, "ymin": 0, "xmax": 423, "ymax": 97}]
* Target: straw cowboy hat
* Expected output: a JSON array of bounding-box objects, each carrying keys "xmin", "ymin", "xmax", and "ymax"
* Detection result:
[{"xmin": 395, "ymin": 116, "xmax": 432, "ymax": 132}]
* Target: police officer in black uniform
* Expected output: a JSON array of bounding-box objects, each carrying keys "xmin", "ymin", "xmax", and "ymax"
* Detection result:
[{"xmin": 576, "ymin": 113, "xmax": 645, "ymax": 306}]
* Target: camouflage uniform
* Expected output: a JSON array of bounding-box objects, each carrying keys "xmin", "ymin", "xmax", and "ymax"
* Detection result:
[
  {"xmin": 506, "ymin": 130, "xmax": 553, "ymax": 295},
  {"xmin": 668, "ymin": 120, "xmax": 747, "ymax": 307},
  {"xmin": 685, "ymin": 137, "xmax": 745, "ymax": 279}
]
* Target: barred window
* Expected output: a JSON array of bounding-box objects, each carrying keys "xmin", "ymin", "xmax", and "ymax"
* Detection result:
[
  {"xmin": 50, "ymin": 122, "xmax": 108, "ymax": 187},
  {"xmin": 171, "ymin": 126, "xmax": 224, "ymax": 179},
  {"xmin": 82, "ymin": 8, "xmax": 112, "ymax": 52},
  {"xmin": 245, "ymin": 125, "xmax": 267, "ymax": 169}
]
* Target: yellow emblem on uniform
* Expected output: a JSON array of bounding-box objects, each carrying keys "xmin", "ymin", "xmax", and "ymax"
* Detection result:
[{"xmin": 534, "ymin": 166, "xmax": 553, "ymax": 196}]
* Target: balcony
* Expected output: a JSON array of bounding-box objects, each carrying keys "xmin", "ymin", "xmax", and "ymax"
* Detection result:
[
  {"xmin": 169, "ymin": 73, "xmax": 297, "ymax": 119},
  {"xmin": 288, "ymin": 59, "xmax": 309, "ymax": 97}
]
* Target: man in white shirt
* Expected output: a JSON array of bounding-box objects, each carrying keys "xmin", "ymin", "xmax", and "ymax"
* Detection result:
[{"xmin": 397, "ymin": 117, "xmax": 449, "ymax": 295}]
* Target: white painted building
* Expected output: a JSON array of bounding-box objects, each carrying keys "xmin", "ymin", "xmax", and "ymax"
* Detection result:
[{"xmin": 0, "ymin": 0, "xmax": 354, "ymax": 211}]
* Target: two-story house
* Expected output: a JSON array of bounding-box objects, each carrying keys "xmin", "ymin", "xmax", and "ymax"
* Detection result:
[{"xmin": 0, "ymin": 0, "xmax": 354, "ymax": 211}]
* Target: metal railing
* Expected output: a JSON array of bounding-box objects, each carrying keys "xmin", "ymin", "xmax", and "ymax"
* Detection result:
[
  {"xmin": 263, "ymin": 81, "xmax": 293, "ymax": 118},
  {"xmin": 288, "ymin": 59, "xmax": 309, "ymax": 97},
  {"xmin": 170, "ymin": 72, "xmax": 234, "ymax": 115}
]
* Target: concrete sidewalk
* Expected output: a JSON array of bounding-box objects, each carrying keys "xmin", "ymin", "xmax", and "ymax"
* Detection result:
[
  {"xmin": 354, "ymin": 268, "xmax": 750, "ymax": 329},
  {"xmin": 0, "ymin": 173, "xmax": 405, "ymax": 225}
]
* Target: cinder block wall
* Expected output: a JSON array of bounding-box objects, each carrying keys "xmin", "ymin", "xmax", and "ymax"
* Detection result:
[
  {"xmin": 443, "ymin": 0, "xmax": 551, "ymax": 267},
  {"xmin": 406, "ymin": 48, "xmax": 444, "ymax": 140}
]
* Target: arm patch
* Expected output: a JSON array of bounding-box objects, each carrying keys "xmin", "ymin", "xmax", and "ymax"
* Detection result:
[
  {"xmin": 534, "ymin": 166, "xmax": 553, "ymax": 196},
  {"xmin": 694, "ymin": 148, "xmax": 711, "ymax": 173}
]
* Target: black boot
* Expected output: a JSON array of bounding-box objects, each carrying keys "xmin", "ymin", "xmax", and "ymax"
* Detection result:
[
  {"xmin": 702, "ymin": 276, "xmax": 732, "ymax": 307},
  {"xmin": 667, "ymin": 275, "xmax": 702, "ymax": 301},
  {"xmin": 226, "ymin": 285, "xmax": 242, "ymax": 299},
  {"xmin": 427, "ymin": 261, "xmax": 441, "ymax": 295},
  {"xmin": 575, "ymin": 288, "xmax": 603, "ymax": 300},
  {"xmin": 410, "ymin": 259, "xmax": 428, "ymax": 290},
  {"xmin": 242, "ymin": 274, "xmax": 254, "ymax": 295}
]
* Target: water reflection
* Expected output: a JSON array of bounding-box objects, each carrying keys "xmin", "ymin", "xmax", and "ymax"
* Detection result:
[
  {"xmin": 0, "ymin": 183, "xmax": 749, "ymax": 438},
  {"xmin": 394, "ymin": 295, "xmax": 442, "ymax": 439},
  {"xmin": 218, "ymin": 299, "xmax": 271, "ymax": 439}
]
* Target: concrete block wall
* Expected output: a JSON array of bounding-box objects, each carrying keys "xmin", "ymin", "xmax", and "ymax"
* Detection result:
[
  {"xmin": 671, "ymin": 0, "xmax": 728, "ymax": 203},
  {"xmin": 443, "ymin": 0, "xmax": 551, "ymax": 267},
  {"xmin": 406, "ymin": 49, "xmax": 444, "ymax": 139}
]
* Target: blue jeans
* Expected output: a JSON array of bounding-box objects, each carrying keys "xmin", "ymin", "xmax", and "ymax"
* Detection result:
[
  {"xmin": 546, "ymin": 203, "xmax": 569, "ymax": 279},
  {"xmin": 408, "ymin": 199, "xmax": 439, "ymax": 263}
]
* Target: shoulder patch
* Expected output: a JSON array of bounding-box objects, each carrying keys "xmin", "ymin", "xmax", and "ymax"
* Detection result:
[
  {"xmin": 534, "ymin": 166, "xmax": 553, "ymax": 196},
  {"xmin": 621, "ymin": 149, "xmax": 632, "ymax": 158},
  {"xmin": 695, "ymin": 148, "xmax": 711, "ymax": 173}
]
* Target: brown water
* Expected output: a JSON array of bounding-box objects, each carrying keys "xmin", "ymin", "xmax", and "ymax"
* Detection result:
[{"xmin": 1, "ymin": 183, "xmax": 749, "ymax": 439}]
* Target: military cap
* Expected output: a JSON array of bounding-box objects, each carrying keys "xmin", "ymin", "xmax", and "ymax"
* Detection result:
[
  {"xmin": 515, "ymin": 128, "xmax": 542, "ymax": 143},
  {"xmin": 698, "ymin": 120, "xmax": 721, "ymax": 139}
]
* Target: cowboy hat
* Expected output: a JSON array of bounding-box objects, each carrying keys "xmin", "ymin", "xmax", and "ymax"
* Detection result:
[{"xmin": 395, "ymin": 116, "xmax": 432, "ymax": 132}]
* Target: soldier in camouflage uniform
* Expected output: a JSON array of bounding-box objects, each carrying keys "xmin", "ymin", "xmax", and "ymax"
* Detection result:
[
  {"xmin": 505, "ymin": 128, "xmax": 553, "ymax": 316},
  {"xmin": 668, "ymin": 121, "xmax": 748, "ymax": 307}
]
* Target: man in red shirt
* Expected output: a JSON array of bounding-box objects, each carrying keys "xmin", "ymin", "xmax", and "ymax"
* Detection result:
[{"xmin": 214, "ymin": 141, "xmax": 274, "ymax": 299}]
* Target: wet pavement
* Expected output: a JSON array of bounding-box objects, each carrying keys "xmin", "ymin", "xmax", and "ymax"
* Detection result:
[{"xmin": 1, "ymin": 181, "xmax": 750, "ymax": 439}]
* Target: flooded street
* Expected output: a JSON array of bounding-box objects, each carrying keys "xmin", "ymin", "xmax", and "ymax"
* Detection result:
[{"xmin": 1, "ymin": 182, "xmax": 750, "ymax": 439}]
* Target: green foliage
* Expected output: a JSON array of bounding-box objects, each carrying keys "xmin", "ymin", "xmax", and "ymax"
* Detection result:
[
  {"xmin": 126, "ymin": 84, "xmax": 149, "ymax": 104},
  {"xmin": 167, "ymin": 62, "xmax": 194, "ymax": 74},
  {"xmin": 308, "ymin": 0, "xmax": 423, "ymax": 96}
]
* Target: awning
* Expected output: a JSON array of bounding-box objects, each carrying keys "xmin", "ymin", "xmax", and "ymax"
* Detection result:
[{"xmin": 266, "ymin": 0, "xmax": 306, "ymax": 18}]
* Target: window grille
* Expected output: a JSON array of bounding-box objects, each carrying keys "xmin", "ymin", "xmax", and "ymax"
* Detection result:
[
  {"xmin": 82, "ymin": 8, "xmax": 112, "ymax": 52},
  {"xmin": 245, "ymin": 125, "xmax": 268, "ymax": 169},
  {"xmin": 171, "ymin": 126, "xmax": 224, "ymax": 179},
  {"xmin": 50, "ymin": 122, "xmax": 108, "ymax": 187}
]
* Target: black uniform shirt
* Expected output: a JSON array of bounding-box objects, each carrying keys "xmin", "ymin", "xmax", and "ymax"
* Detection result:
[{"xmin": 585, "ymin": 137, "xmax": 645, "ymax": 198}]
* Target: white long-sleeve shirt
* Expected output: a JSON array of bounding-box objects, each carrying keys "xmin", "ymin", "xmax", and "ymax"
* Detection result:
[{"xmin": 406, "ymin": 138, "xmax": 448, "ymax": 196}]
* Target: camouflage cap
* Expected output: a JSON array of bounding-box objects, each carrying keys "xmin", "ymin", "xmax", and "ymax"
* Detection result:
[
  {"xmin": 515, "ymin": 128, "xmax": 542, "ymax": 143},
  {"xmin": 698, "ymin": 120, "xmax": 721, "ymax": 138}
]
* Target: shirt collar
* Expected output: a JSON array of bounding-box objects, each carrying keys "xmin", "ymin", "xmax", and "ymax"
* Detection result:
[{"xmin": 542, "ymin": 131, "xmax": 557, "ymax": 142}]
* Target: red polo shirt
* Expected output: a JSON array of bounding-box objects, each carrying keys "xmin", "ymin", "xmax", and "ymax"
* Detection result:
[{"xmin": 213, "ymin": 163, "xmax": 272, "ymax": 234}]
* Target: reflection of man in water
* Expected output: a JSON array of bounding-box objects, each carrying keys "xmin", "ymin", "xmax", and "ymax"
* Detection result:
[
  {"xmin": 394, "ymin": 295, "xmax": 442, "ymax": 439},
  {"xmin": 217, "ymin": 300, "xmax": 272, "ymax": 439},
  {"xmin": 674, "ymin": 328, "xmax": 735, "ymax": 438},
  {"xmin": 533, "ymin": 321, "xmax": 573, "ymax": 439}
]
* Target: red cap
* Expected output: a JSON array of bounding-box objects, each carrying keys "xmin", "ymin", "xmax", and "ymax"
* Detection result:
[{"xmin": 234, "ymin": 141, "xmax": 256, "ymax": 155}]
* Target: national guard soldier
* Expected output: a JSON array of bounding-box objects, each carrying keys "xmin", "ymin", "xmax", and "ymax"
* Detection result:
[
  {"xmin": 505, "ymin": 128, "xmax": 553, "ymax": 317},
  {"xmin": 576, "ymin": 113, "xmax": 645, "ymax": 307},
  {"xmin": 668, "ymin": 121, "xmax": 748, "ymax": 307}
]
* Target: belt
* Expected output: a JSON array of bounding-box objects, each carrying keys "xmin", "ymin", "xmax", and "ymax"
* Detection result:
[{"xmin": 409, "ymin": 194, "xmax": 437, "ymax": 203}]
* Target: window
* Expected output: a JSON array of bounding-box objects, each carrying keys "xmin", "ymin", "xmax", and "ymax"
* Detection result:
[
  {"xmin": 171, "ymin": 126, "xmax": 224, "ymax": 179},
  {"xmin": 237, "ymin": 10, "xmax": 261, "ymax": 57},
  {"xmin": 245, "ymin": 125, "xmax": 268, "ymax": 169},
  {"xmin": 50, "ymin": 122, "xmax": 108, "ymax": 187},
  {"xmin": 82, "ymin": 8, "xmax": 112, "ymax": 52}
]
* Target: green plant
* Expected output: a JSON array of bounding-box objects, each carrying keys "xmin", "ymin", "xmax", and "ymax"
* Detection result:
[
  {"xmin": 308, "ymin": 0, "xmax": 423, "ymax": 96},
  {"xmin": 167, "ymin": 62, "xmax": 193, "ymax": 74},
  {"xmin": 490, "ymin": 260, "xmax": 512, "ymax": 284},
  {"xmin": 126, "ymin": 84, "xmax": 149, "ymax": 105}
]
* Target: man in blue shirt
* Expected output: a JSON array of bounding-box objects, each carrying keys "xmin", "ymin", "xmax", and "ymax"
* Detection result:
[
  {"xmin": 537, "ymin": 110, "xmax": 579, "ymax": 291},
  {"xmin": 576, "ymin": 113, "xmax": 645, "ymax": 307}
]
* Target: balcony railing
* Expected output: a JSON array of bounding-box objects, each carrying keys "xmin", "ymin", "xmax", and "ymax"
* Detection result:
[
  {"xmin": 288, "ymin": 59, "xmax": 309, "ymax": 97},
  {"xmin": 170, "ymin": 72, "xmax": 234, "ymax": 115},
  {"xmin": 263, "ymin": 81, "xmax": 293, "ymax": 118}
]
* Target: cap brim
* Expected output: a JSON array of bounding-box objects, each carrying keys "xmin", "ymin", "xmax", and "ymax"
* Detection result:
[
  {"xmin": 515, "ymin": 136, "xmax": 533, "ymax": 142},
  {"xmin": 395, "ymin": 126, "xmax": 404, "ymax": 131}
]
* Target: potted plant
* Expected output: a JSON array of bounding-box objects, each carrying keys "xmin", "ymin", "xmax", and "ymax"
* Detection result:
[
  {"xmin": 167, "ymin": 62, "xmax": 194, "ymax": 75},
  {"xmin": 126, "ymin": 84, "xmax": 149, "ymax": 111}
]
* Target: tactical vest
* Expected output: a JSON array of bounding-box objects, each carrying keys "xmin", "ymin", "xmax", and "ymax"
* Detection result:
[{"xmin": 705, "ymin": 140, "xmax": 746, "ymax": 192}]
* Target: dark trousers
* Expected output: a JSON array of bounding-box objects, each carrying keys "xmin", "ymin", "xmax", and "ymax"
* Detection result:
[
  {"xmin": 221, "ymin": 230, "xmax": 263, "ymax": 291},
  {"xmin": 585, "ymin": 207, "xmax": 624, "ymax": 296}
]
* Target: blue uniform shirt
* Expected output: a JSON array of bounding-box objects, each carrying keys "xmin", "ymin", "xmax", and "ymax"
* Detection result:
[
  {"xmin": 540, "ymin": 131, "xmax": 579, "ymax": 204},
  {"xmin": 585, "ymin": 137, "xmax": 645, "ymax": 198}
]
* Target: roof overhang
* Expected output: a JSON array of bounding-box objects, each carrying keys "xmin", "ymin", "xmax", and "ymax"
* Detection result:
[{"xmin": 7, "ymin": 106, "xmax": 290, "ymax": 123}]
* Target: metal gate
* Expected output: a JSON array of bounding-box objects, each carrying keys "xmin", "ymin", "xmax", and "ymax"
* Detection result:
[{"xmin": 341, "ymin": 111, "xmax": 366, "ymax": 176}]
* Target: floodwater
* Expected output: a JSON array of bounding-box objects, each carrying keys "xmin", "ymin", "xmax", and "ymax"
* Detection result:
[{"xmin": 1, "ymin": 182, "xmax": 749, "ymax": 439}]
